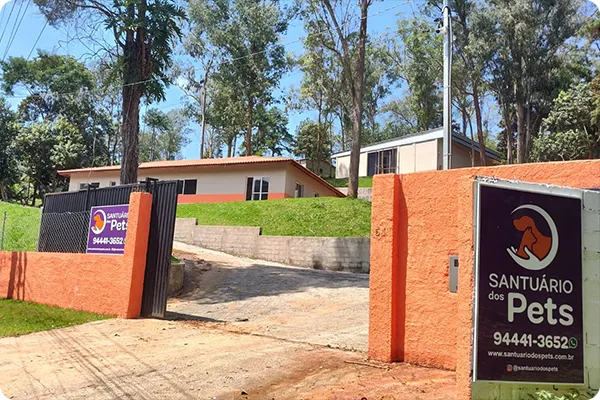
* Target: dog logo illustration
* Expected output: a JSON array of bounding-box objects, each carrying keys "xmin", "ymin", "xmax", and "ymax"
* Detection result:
[
  {"xmin": 91, "ymin": 210, "xmax": 107, "ymax": 235},
  {"xmin": 507, "ymin": 204, "xmax": 558, "ymax": 271}
]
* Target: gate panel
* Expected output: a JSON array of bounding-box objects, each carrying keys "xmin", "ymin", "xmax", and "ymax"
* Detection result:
[{"xmin": 140, "ymin": 180, "xmax": 181, "ymax": 318}]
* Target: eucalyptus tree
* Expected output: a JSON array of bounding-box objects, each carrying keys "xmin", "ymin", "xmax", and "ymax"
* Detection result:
[
  {"xmin": 472, "ymin": 0, "xmax": 585, "ymax": 163},
  {"xmin": 303, "ymin": 0, "xmax": 372, "ymax": 198},
  {"xmin": 34, "ymin": 0, "xmax": 185, "ymax": 182},
  {"xmin": 188, "ymin": 0, "xmax": 293, "ymax": 156}
]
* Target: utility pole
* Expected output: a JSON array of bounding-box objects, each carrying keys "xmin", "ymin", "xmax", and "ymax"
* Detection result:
[{"xmin": 442, "ymin": 0, "xmax": 453, "ymax": 170}]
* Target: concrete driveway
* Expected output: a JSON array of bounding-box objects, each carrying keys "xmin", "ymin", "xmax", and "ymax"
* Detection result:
[{"xmin": 169, "ymin": 242, "xmax": 369, "ymax": 352}]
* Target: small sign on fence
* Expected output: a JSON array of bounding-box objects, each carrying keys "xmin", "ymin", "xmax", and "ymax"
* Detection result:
[
  {"xmin": 86, "ymin": 204, "xmax": 129, "ymax": 255},
  {"xmin": 473, "ymin": 182, "xmax": 584, "ymax": 384}
]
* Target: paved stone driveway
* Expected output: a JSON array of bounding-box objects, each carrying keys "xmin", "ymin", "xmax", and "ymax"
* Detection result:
[{"xmin": 169, "ymin": 242, "xmax": 369, "ymax": 352}]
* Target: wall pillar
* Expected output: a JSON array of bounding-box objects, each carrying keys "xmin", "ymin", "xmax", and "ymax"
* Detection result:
[
  {"xmin": 123, "ymin": 192, "xmax": 152, "ymax": 318},
  {"xmin": 369, "ymin": 174, "xmax": 405, "ymax": 362}
]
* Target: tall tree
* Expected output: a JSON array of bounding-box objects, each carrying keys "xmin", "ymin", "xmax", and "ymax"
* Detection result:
[
  {"xmin": 188, "ymin": 0, "xmax": 292, "ymax": 156},
  {"xmin": 140, "ymin": 108, "xmax": 190, "ymax": 161},
  {"xmin": 0, "ymin": 99, "xmax": 18, "ymax": 201},
  {"xmin": 294, "ymin": 119, "xmax": 332, "ymax": 176},
  {"xmin": 34, "ymin": 0, "xmax": 185, "ymax": 183},
  {"xmin": 385, "ymin": 19, "xmax": 443, "ymax": 133},
  {"xmin": 143, "ymin": 108, "xmax": 171, "ymax": 161},
  {"xmin": 1, "ymin": 53, "xmax": 110, "ymax": 167},
  {"xmin": 473, "ymin": 0, "xmax": 585, "ymax": 163},
  {"xmin": 305, "ymin": 0, "xmax": 372, "ymax": 198},
  {"xmin": 531, "ymin": 82, "xmax": 600, "ymax": 161}
]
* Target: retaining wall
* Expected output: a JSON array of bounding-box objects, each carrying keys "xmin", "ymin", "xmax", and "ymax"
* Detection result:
[
  {"xmin": 0, "ymin": 192, "xmax": 152, "ymax": 318},
  {"xmin": 337, "ymin": 187, "xmax": 372, "ymax": 201},
  {"xmin": 174, "ymin": 219, "xmax": 370, "ymax": 273}
]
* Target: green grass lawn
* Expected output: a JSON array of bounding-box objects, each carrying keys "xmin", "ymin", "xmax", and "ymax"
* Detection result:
[
  {"xmin": 0, "ymin": 202, "xmax": 41, "ymax": 251},
  {"xmin": 325, "ymin": 176, "xmax": 373, "ymax": 188},
  {"xmin": 0, "ymin": 299, "xmax": 110, "ymax": 337},
  {"xmin": 177, "ymin": 197, "xmax": 372, "ymax": 237}
]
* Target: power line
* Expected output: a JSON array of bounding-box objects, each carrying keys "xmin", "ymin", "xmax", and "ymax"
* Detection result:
[
  {"xmin": 0, "ymin": 0, "xmax": 18, "ymax": 48},
  {"xmin": 27, "ymin": 20, "xmax": 47, "ymax": 60},
  {"xmin": 3, "ymin": 0, "xmax": 31, "ymax": 61},
  {"xmin": 3, "ymin": 0, "xmax": 412, "ymax": 100}
]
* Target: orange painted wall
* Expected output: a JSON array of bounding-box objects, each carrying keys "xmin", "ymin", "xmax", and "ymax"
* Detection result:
[
  {"xmin": 369, "ymin": 160, "xmax": 600, "ymax": 377},
  {"xmin": 0, "ymin": 192, "xmax": 152, "ymax": 318}
]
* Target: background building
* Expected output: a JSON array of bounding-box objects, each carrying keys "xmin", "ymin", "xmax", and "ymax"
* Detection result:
[
  {"xmin": 332, "ymin": 128, "xmax": 502, "ymax": 179},
  {"xmin": 59, "ymin": 156, "xmax": 344, "ymax": 204}
]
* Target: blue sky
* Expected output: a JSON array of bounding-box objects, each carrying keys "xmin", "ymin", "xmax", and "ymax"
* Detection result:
[{"xmin": 0, "ymin": 0, "xmax": 429, "ymax": 160}]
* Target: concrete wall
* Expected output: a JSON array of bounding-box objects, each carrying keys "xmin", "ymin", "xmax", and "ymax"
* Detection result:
[
  {"xmin": 0, "ymin": 192, "xmax": 152, "ymax": 318},
  {"xmin": 174, "ymin": 219, "xmax": 370, "ymax": 273},
  {"xmin": 337, "ymin": 187, "xmax": 373, "ymax": 201},
  {"xmin": 368, "ymin": 159, "xmax": 600, "ymax": 400},
  {"xmin": 68, "ymin": 163, "xmax": 341, "ymax": 203}
]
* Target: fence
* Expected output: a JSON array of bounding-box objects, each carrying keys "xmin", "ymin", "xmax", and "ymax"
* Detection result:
[{"xmin": 39, "ymin": 180, "xmax": 181, "ymax": 318}]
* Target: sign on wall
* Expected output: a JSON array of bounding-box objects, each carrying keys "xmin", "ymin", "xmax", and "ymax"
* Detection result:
[
  {"xmin": 86, "ymin": 204, "xmax": 129, "ymax": 255},
  {"xmin": 473, "ymin": 182, "xmax": 584, "ymax": 384}
]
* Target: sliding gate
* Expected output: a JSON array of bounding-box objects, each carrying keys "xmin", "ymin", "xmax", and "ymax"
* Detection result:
[{"xmin": 40, "ymin": 179, "xmax": 181, "ymax": 318}]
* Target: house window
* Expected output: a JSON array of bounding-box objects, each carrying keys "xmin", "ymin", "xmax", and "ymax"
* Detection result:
[
  {"xmin": 178, "ymin": 179, "xmax": 197, "ymax": 195},
  {"xmin": 295, "ymin": 183, "xmax": 304, "ymax": 198},
  {"xmin": 314, "ymin": 193, "xmax": 320, "ymax": 198},
  {"xmin": 79, "ymin": 182, "xmax": 99, "ymax": 190},
  {"xmin": 246, "ymin": 177, "xmax": 269, "ymax": 200},
  {"xmin": 109, "ymin": 181, "xmax": 117, "ymax": 187},
  {"xmin": 367, "ymin": 148, "xmax": 397, "ymax": 176}
]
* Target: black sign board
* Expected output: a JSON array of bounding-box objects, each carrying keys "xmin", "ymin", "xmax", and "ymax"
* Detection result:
[{"xmin": 474, "ymin": 184, "xmax": 584, "ymax": 384}]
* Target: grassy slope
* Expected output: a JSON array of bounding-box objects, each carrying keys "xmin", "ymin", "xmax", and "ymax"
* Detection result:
[
  {"xmin": 325, "ymin": 177, "xmax": 373, "ymax": 188},
  {"xmin": 0, "ymin": 202, "xmax": 41, "ymax": 251},
  {"xmin": 0, "ymin": 299, "xmax": 110, "ymax": 337},
  {"xmin": 177, "ymin": 197, "xmax": 372, "ymax": 237}
]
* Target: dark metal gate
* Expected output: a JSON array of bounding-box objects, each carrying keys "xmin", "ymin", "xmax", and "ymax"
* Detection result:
[{"xmin": 40, "ymin": 179, "xmax": 181, "ymax": 318}]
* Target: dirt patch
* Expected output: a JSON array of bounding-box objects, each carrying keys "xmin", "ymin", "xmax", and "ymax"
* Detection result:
[
  {"xmin": 0, "ymin": 318, "xmax": 455, "ymax": 400},
  {"xmin": 231, "ymin": 352, "xmax": 455, "ymax": 400}
]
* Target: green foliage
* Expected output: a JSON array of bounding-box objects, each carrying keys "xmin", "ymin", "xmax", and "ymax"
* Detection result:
[
  {"xmin": 177, "ymin": 198, "xmax": 372, "ymax": 237},
  {"xmin": 324, "ymin": 177, "xmax": 373, "ymax": 188},
  {"xmin": 0, "ymin": 99, "xmax": 18, "ymax": 201},
  {"xmin": 188, "ymin": 0, "xmax": 293, "ymax": 155},
  {"xmin": 0, "ymin": 202, "xmax": 41, "ymax": 252},
  {"xmin": 0, "ymin": 299, "xmax": 110, "ymax": 337},
  {"xmin": 251, "ymin": 107, "xmax": 292, "ymax": 156},
  {"xmin": 140, "ymin": 109, "xmax": 191, "ymax": 162},
  {"xmin": 533, "ymin": 389, "xmax": 595, "ymax": 400},
  {"xmin": 531, "ymin": 83, "xmax": 600, "ymax": 162},
  {"xmin": 385, "ymin": 18, "xmax": 443, "ymax": 133},
  {"xmin": 294, "ymin": 120, "xmax": 332, "ymax": 173}
]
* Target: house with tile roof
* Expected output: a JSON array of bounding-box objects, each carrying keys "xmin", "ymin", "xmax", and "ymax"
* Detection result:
[{"xmin": 58, "ymin": 156, "xmax": 345, "ymax": 204}]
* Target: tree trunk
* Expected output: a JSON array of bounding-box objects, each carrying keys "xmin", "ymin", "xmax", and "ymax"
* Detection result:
[
  {"xmin": 245, "ymin": 95, "xmax": 253, "ymax": 156},
  {"xmin": 120, "ymin": 84, "xmax": 142, "ymax": 184},
  {"xmin": 347, "ymin": 0, "xmax": 369, "ymax": 199},
  {"xmin": 503, "ymin": 104, "xmax": 515, "ymax": 164},
  {"xmin": 119, "ymin": 4, "xmax": 145, "ymax": 184},
  {"xmin": 517, "ymin": 101, "xmax": 527, "ymax": 163},
  {"xmin": 472, "ymin": 81, "xmax": 487, "ymax": 166},
  {"xmin": 200, "ymin": 85, "xmax": 207, "ymax": 158}
]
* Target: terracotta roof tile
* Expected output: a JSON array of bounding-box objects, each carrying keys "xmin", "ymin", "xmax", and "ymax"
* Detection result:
[{"xmin": 58, "ymin": 156, "xmax": 293, "ymax": 175}]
